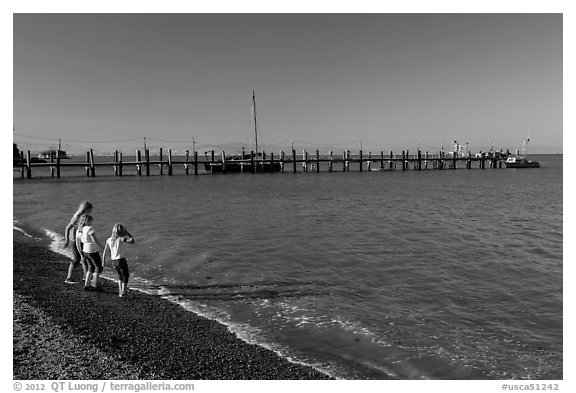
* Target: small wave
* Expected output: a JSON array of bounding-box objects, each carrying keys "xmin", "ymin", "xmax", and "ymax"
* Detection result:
[
  {"xmin": 13, "ymin": 220, "xmax": 41, "ymax": 240},
  {"xmin": 13, "ymin": 226, "xmax": 36, "ymax": 239},
  {"xmin": 70, "ymin": 271, "xmax": 337, "ymax": 379},
  {"xmin": 83, "ymin": 270, "xmax": 326, "ymax": 375},
  {"xmin": 272, "ymin": 301, "xmax": 377, "ymax": 339},
  {"xmin": 155, "ymin": 287, "xmax": 337, "ymax": 378},
  {"xmin": 42, "ymin": 228, "xmax": 75, "ymax": 259}
]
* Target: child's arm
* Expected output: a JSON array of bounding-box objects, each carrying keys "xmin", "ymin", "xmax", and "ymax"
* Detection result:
[
  {"xmin": 75, "ymin": 233, "xmax": 83, "ymax": 255},
  {"xmin": 64, "ymin": 216, "xmax": 76, "ymax": 246},
  {"xmin": 102, "ymin": 242, "xmax": 109, "ymax": 267},
  {"xmin": 123, "ymin": 230, "xmax": 135, "ymax": 244}
]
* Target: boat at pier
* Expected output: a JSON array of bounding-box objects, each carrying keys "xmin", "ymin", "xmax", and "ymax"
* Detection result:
[
  {"xmin": 205, "ymin": 91, "xmax": 282, "ymax": 173},
  {"xmin": 38, "ymin": 140, "xmax": 70, "ymax": 160},
  {"xmin": 505, "ymin": 136, "xmax": 540, "ymax": 168},
  {"xmin": 505, "ymin": 156, "xmax": 540, "ymax": 168},
  {"xmin": 38, "ymin": 149, "xmax": 69, "ymax": 160}
]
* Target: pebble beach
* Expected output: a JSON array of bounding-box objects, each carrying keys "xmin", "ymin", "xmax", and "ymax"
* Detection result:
[{"xmin": 12, "ymin": 231, "xmax": 332, "ymax": 380}]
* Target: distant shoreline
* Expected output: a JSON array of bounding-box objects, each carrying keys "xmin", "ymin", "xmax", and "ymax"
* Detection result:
[{"xmin": 12, "ymin": 231, "xmax": 333, "ymax": 380}]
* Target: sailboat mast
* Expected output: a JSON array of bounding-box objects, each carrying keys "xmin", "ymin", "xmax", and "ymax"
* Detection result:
[{"xmin": 253, "ymin": 90, "xmax": 258, "ymax": 157}]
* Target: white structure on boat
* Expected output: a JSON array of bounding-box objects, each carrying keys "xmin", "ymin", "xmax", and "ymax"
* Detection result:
[{"xmin": 505, "ymin": 136, "xmax": 540, "ymax": 168}]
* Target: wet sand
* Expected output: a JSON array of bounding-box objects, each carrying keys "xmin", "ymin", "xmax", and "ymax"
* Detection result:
[{"xmin": 12, "ymin": 231, "xmax": 332, "ymax": 380}]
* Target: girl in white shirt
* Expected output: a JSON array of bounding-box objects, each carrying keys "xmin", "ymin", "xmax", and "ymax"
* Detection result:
[
  {"xmin": 102, "ymin": 223, "xmax": 134, "ymax": 297},
  {"xmin": 81, "ymin": 215, "xmax": 104, "ymax": 290}
]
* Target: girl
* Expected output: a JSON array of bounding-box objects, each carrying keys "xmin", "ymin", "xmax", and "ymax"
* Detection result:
[
  {"xmin": 64, "ymin": 201, "xmax": 93, "ymax": 284},
  {"xmin": 102, "ymin": 223, "xmax": 134, "ymax": 297},
  {"xmin": 81, "ymin": 214, "xmax": 105, "ymax": 290}
]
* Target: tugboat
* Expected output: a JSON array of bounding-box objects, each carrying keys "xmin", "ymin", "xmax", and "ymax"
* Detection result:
[{"xmin": 505, "ymin": 136, "xmax": 540, "ymax": 168}]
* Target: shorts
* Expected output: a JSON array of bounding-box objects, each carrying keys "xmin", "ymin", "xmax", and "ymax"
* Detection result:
[
  {"xmin": 83, "ymin": 252, "xmax": 103, "ymax": 273},
  {"xmin": 112, "ymin": 258, "xmax": 130, "ymax": 283}
]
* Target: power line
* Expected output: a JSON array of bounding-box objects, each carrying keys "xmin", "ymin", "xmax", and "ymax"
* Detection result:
[{"xmin": 14, "ymin": 133, "xmax": 142, "ymax": 144}]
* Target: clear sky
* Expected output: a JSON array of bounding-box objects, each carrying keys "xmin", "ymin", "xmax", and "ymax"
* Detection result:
[{"xmin": 13, "ymin": 12, "xmax": 563, "ymax": 155}]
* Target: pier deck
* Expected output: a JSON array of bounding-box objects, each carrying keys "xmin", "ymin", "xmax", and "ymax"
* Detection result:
[{"xmin": 15, "ymin": 148, "xmax": 506, "ymax": 179}]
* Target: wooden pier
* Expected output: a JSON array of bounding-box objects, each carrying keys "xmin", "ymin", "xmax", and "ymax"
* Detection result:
[{"xmin": 15, "ymin": 147, "xmax": 505, "ymax": 179}]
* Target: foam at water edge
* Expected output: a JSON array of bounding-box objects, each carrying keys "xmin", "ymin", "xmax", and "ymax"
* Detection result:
[
  {"xmin": 274, "ymin": 300, "xmax": 377, "ymax": 337},
  {"xmin": 39, "ymin": 228, "xmax": 338, "ymax": 379},
  {"xmin": 157, "ymin": 291, "xmax": 338, "ymax": 379},
  {"xmin": 13, "ymin": 220, "xmax": 41, "ymax": 240},
  {"xmin": 43, "ymin": 228, "xmax": 75, "ymax": 259}
]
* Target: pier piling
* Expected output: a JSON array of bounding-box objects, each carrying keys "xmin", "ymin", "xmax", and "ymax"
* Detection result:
[
  {"xmin": 418, "ymin": 150, "xmax": 422, "ymax": 171},
  {"xmin": 145, "ymin": 149, "xmax": 150, "ymax": 176},
  {"xmin": 221, "ymin": 150, "xmax": 227, "ymax": 174},
  {"xmin": 136, "ymin": 150, "xmax": 142, "ymax": 176},
  {"xmin": 16, "ymin": 144, "xmax": 511, "ymax": 179},
  {"xmin": 26, "ymin": 151, "xmax": 31, "ymax": 179}
]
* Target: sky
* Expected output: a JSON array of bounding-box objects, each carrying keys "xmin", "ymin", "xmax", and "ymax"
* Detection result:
[{"xmin": 12, "ymin": 11, "xmax": 564, "ymax": 155}]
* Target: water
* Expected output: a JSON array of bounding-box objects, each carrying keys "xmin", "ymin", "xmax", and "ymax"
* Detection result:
[{"xmin": 12, "ymin": 154, "xmax": 563, "ymax": 379}]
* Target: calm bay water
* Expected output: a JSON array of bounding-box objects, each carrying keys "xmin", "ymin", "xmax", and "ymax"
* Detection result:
[{"xmin": 12, "ymin": 154, "xmax": 563, "ymax": 379}]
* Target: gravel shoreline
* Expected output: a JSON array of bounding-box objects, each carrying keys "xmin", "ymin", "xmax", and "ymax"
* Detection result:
[{"xmin": 13, "ymin": 232, "xmax": 333, "ymax": 380}]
